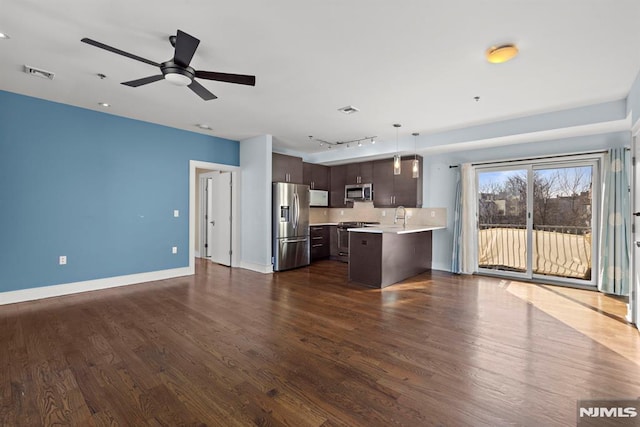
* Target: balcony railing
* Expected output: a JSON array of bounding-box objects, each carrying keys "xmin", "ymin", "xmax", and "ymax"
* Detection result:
[{"xmin": 478, "ymin": 224, "xmax": 592, "ymax": 280}]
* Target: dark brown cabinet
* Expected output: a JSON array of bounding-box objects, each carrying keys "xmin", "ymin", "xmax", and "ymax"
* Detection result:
[
  {"xmin": 310, "ymin": 225, "xmax": 330, "ymax": 260},
  {"xmin": 329, "ymin": 164, "xmax": 352, "ymax": 208},
  {"xmin": 272, "ymin": 153, "xmax": 303, "ymax": 183},
  {"xmin": 303, "ymin": 162, "xmax": 329, "ymax": 190},
  {"xmin": 345, "ymin": 161, "xmax": 373, "ymax": 184},
  {"xmin": 372, "ymin": 156, "xmax": 423, "ymax": 208}
]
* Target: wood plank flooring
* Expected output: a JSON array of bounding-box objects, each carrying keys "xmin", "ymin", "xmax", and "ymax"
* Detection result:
[{"xmin": 1, "ymin": 259, "xmax": 639, "ymax": 426}]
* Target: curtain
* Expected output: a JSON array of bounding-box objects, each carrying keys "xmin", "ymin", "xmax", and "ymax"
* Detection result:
[
  {"xmin": 451, "ymin": 169, "xmax": 462, "ymax": 273},
  {"xmin": 460, "ymin": 163, "xmax": 478, "ymax": 274},
  {"xmin": 599, "ymin": 148, "xmax": 630, "ymax": 295}
]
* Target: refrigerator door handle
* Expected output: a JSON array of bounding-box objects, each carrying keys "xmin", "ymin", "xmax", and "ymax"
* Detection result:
[
  {"xmin": 294, "ymin": 192, "xmax": 300, "ymax": 230},
  {"xmin": 283, "ymin": 238, "xmax": 308, "ymax": 243}
]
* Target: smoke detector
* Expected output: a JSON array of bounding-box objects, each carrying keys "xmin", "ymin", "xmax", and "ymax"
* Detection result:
[{"xmin": 24, "ymin": 65, "xmax": 55, "ymax": 80}]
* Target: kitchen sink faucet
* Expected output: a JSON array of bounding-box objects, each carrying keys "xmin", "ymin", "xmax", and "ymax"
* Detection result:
[{"xmin": 394, "ymin": 205, "xmax": 407, "ymax": 227}]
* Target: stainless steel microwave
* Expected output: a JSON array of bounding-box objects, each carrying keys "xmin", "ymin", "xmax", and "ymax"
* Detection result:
[{"xmin": 345, "ymin": 183, "xmax": 373, "ymax": 202}]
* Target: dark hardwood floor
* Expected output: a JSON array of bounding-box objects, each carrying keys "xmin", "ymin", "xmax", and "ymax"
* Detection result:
[{"xmin": 1, "ymin": 259, "xmax": 639, "ymax": 426}]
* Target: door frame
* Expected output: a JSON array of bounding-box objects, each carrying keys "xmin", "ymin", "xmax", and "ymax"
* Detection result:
[
  {"xmin": 631, "ymin": 120, "xmax": 640, "ymax": 328},
  {"xmin": 189, "ymin": 160, "xmax": 240, "ymax": 272}
]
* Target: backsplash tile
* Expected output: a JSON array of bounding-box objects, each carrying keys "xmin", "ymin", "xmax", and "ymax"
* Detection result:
[{"xmin": 310, "ymin": 202, "xmax": 446, "ymax": 227}]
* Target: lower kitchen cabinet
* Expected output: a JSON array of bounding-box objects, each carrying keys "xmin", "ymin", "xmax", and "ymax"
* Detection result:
[{"xmin": 310, "ymin": 225, "xmax": 330, "ymax": 260}]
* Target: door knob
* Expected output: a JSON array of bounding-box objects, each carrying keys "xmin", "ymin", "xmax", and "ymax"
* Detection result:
[
  {"xmin": 634, "ymin": 212, "xmax": 640, "ymax": 217},
  {"xmin": 210, "ymin": 220, "xmax": 215, "ymax": 226}
]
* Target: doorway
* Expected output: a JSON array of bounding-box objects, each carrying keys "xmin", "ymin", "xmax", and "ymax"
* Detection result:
[
  {"xmin": 200, "ymin": 171, "xmax": 232, "ymax": 266},
  {"xmin": 189, "ymin": 160, "xmax": 239, "ymax": 273},
  {"xmin": 476, "ymin": 157, "xmax": 599, "ymax": 286}
]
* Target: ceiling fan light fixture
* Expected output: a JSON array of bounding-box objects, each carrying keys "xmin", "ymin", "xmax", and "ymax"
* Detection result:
[
  {"xmin": 0, "ymin": 32, "xmax": 10, "ymax": 39},
  {"xmin": 486, "ymin": 44, "xmax": 518, "ymax": 64},
  {"xmin": 164, "ymin": 72, "xmax": 192, "ymax": 86}
]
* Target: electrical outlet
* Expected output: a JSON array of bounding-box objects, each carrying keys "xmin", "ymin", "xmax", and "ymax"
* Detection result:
[
  {"xmin": 173, "ymin": 210, "xmax": 179, "ymax": 217},
  {"xmin": 172, "ymin": 246, "xmax": 178, "ymax": 254},
  {"xmin": 59, "ymin": 256, "xmax": 67, "ymax": 265},
  {"xmin": 431, "ymin": 211, "xmax": 436, "ymax": 217},
  {"xmin": 382, "ymin": 210, "xmax": 386, "ymax": 217},
  {"xmin": 340, "ymin": 210, "xmax": 344, "ymax": 215}
]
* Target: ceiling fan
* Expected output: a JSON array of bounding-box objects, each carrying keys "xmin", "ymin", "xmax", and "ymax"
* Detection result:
[{"xmin": 81, "ymin": 30, "xmax": 256, "ymax": 100}]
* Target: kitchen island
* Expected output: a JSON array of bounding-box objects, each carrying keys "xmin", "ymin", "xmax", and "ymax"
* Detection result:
[{"xmin": 347, "ymin": 225, "xmax": 445, "ymax": 288}]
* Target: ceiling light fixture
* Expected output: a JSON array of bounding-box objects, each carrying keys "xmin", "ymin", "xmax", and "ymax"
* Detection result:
[
  {"xmin": 98, "ymin": 102, "xmax": 110, "ymax": 107},
  {"xmin": 486, "ymin": 44, "xmax": 519, "ymax": 64},
  {"xmin": 393, "ymin": 124, "xmax": 401, "ymax": 175},
  {"xmin": 196, "ymin": 124, "xmax": 212, "ymax": 130},
  {"xmin": 0, "ymin": 32, "xmax": 10, "ymax": 39},
  {"xmin": 312, "ymin": 135, "xmax": 377, "ymax": 148},
  {"xmin": 411, "ymin": 132, "xmax": 420, "ymax": 179}
]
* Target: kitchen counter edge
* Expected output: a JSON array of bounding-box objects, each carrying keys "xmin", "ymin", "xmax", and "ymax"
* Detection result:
[{"xmin": 347, "ymin": 225, "xmax": 446, "ymax": 234}]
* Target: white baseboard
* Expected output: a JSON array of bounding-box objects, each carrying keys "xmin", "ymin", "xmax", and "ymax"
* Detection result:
[
  {"xmin": 240, "ymin": 261, "xmax": 273, "ymax": 274},
  {"xmin": 194, "ymin": 250, "xmax": 201, "ymax": 258},
  {"xmin": 0, "ymin": 266, "xmax": 194, "ymax": 306}
]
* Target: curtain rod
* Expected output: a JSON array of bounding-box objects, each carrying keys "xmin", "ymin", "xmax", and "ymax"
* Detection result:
[{"xmin": 447, "ymin": 148, "xmax": 629, "ymax": 169}]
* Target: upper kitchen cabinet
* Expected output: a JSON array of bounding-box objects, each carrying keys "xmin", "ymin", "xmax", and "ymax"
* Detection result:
[
  {"xmin": 303, "ymin": 162, "xmax": 330, "ymax": 190},
  {"xmin": 372, "ymin": 156, "xmax": 423, "ymax": 208},
  {"xmin": 272, "ymin": 152, "xmax": 303, "ymax": 184},
  {"xmin": 345, "ymin": 161, "xmax": 373, "ymax": 185},
  {"xmin": 329, "ymin": 164, "xmax": 352, "ymax": 208}
]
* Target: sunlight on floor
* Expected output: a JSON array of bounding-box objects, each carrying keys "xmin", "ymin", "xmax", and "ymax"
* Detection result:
[{"xmin": 505, "ymin": 280, "xmax": 640, "ymax": 365}]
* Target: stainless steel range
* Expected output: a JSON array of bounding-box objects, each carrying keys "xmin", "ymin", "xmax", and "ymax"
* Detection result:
[{"xmin": 336, "ymin": 221, "xmax": 379, "ymax": 262}]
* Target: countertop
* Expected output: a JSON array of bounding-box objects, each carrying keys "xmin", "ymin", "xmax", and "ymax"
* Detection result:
[
  {"xmin": 310, "ymin": 223, "xmax": 338, "ymax": 226},
  {"xmin": 347, "ymin": 225, "xmax": 446, "ymax": 234}
]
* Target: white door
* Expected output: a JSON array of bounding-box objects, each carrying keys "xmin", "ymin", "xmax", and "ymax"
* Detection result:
[
  {"xmin": 632, "ymin": 135, "xmax": 639, "ymax": 328},
  {"xmin": 207, "ymin": 172, "xmax": 232, "ymax": 266}
]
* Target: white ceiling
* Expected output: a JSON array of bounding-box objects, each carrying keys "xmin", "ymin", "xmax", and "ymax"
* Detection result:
[{"xmin": 2, "ymin": 0, "xmax": 640, "ymax": 156}]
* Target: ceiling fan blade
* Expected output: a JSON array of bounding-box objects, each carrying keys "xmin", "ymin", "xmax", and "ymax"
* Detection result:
[
  {"xmin": 122, "ymin": 75, "xmax": 165, "ymax": 87},
  {"xmin": 188, "ymin": 80, "xmax": 217, "ymax": 100},
  {"xmin": 81, "ymin": 38, "xmax": 160, "ymax": 68},
  {"xmin": 195, "ymin": 70, "xmax": 256, "ymax": 86},
  {"xmin": 173, "ymin": 30, "xmax": 200, "ymax": 67}
]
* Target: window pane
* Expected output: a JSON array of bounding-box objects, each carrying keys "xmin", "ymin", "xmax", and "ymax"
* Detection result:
[
  {"xmin": 532, "ymin": 166, "xmax": 593, "ymax": 280},
  {"xmin": 478, "ymin": 169, "xmax": 528, "ymax": 273}
]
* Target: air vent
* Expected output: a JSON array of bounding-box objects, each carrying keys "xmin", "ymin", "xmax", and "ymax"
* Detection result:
[
  {"xmin": 338, "ymin": 105, "xmax": 360, "ymax": 115},
  {"xmin": 24, "ymin": 65, "xmax": 55, "ymax": 80}
]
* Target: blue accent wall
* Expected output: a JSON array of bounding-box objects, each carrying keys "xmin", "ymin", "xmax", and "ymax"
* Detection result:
[{"xmin": 0, "ymin": 90, "xmax": 239, "ymax": 292}]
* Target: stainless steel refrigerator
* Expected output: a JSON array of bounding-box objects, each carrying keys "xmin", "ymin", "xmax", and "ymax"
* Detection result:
[{"xmin": 273, "ymin": 182, "xmax": 310, "ymax": 271}]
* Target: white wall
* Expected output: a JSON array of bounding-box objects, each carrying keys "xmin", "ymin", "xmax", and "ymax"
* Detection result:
[
  {"xmin": 240, "ymin": 135, "xmax": 273, "ymax": 273},
  {"xmin": 628, "ymin": 70, "xmax": 640, "ymax": 123}
]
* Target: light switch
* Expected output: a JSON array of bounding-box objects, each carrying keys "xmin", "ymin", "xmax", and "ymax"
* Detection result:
[
  {"xmin": 172, "ymin": 246, "xmax": 178, "ymax": 254},
  {"xmin": 173, "ymin": 210, "xmax": 179, "ymax": 217},
  {"xmin": 59, "ymin": 256, "xmax": 67, "ymax": 265}
]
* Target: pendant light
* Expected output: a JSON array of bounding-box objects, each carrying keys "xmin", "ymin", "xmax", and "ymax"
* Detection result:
[
  {"xmin": 411, "ymin": 132, "xmax": 419, "ymax": 179},
  {"xmin": 393, "ymin": 123, "xmax": 401, "ymax": 175}
]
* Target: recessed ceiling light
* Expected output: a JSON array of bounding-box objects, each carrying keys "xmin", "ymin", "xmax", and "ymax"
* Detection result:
[
  {"xmin": 196, "ymin": 124, "xmax": 212, "ymax": 130},
  {"xmin": 486, "ymin": 44, "xmax": 519, "ymax": 64},
  {"xmin": 0, "ymin": 33, "xmax": 10, "ymax": 39},
  {"xmin": 338, "ymin": 105, "xmax": 360, "ymax": 115},
  {"xmin": 98, "ymin": 102, "xmax": 110, "ymax": 107}
]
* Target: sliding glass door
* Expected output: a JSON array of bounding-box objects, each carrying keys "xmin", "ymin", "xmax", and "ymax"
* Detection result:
[{"xmin": 477, "ymin": 158, "xmax": 598, "ymax": 286}]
